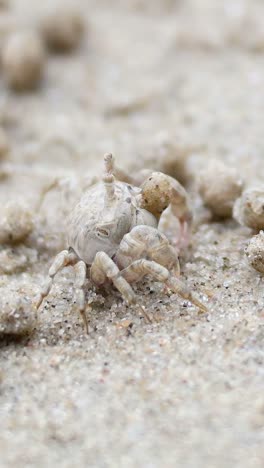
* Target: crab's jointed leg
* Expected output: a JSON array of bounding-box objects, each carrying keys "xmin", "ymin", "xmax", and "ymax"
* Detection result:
[
  {"xmin": 74, "ymin": 260, "xmax": 89, "ymax": 333},
  {"xmin": 116, "ymin": 225, "xmax": 207, "ymax": 313},
  {"xmin": 120, "ymin": 259, "xmax": 207, "ymax": 313},
  {"xmin": 90, "ymin": 251, "xmax": 152, "ymax": 323},
  {"xmin": 167, "ymin": 275, "xmax": 207, "ymax": 313},
  {"xmin": 115, "ymin": 225, "xmax": 180, "ymax": 275},
  {"xmin": 121, "ymin": 259, "xmax": 168, "ymax": 283},
  {"xmin": 36, "ymin": 249, "xmax": 78, "ymax": 309}
]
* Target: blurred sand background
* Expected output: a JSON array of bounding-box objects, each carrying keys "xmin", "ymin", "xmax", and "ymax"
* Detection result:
[{"xmin": 0, "ymin": 1, "xmax": 264, "ymax": 467}]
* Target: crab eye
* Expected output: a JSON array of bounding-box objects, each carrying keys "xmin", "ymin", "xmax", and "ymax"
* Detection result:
[{"xmin": 96, "ymin": 228, "xmax": 109, "ymax": 238}]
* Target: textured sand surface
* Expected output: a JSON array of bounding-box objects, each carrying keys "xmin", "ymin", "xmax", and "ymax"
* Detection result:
[{"xmin": 0, "ymin": 1, "xmax": 264, "ymax": 467}]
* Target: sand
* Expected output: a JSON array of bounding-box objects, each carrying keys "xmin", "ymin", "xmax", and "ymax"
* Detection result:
[{"xmin": 0, "ymin": 1, "xmax": 263, "ymax": 467}]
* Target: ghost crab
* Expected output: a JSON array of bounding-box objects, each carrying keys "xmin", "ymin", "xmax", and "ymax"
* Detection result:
[{"xmin": 37, "ymin": 154, "xmax": 207, "ymax": 332}]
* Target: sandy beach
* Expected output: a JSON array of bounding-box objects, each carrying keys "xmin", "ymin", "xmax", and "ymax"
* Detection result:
[{"xmin": 0, "ymin": 1, "xmax": 263, "ymax": 467}]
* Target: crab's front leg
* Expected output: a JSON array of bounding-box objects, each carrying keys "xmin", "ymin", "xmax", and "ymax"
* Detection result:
[
  {"xmin": 120, "ymin": 259, "xmax": 207, "ymax": 313},
  {"xmin": 90, "ymin": 251, "xmax": 152, "ymax": 323},
  {"xmin": 116, "ymin": 226, "xmax": 207, "ymax": 313},
  {"xmin": 36, "ymin": 249, "xmax": 78, "ymax": 309},
  {"xmin": 74, "ymin": 260, "xmax": 89, "ymax": 333},
  {"xmin": 36, "ymin": 250, "xmax": 90, "ymax": 333},
  {"xmin": 139, "ymin": 172, "xmax": 192, "ymax": 249}
]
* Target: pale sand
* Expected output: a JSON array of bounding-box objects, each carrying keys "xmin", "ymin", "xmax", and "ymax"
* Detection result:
[{"xmin": 0, "ymin": 1, "xmax": 263, "ymax": 467}]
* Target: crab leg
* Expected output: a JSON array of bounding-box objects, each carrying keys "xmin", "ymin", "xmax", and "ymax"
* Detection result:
[
  {"xmin": 166, "ymin": 275, "xmax": 207, "ymax": 313},
  {"xmin": 36, "ymin": 249, "xmax": 78, "ymax": 309},
  {"xmin": 120, "ymin": 259, "xmax": 207, "ymax": 313},
  {"xmin": 90, "ymin": 251, "xmax": 152, "ymax": 323},
  {"xmin": 116, "ymin": 225, "xmax": 180, "ymax": 274},
  {"xmin": 74, "ymin": 260, "xmax": 89, "ymax": 333}
]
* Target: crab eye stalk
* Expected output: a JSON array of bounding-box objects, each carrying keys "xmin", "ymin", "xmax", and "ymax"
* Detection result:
[{"xmin": 103, "ymin": 153, "xmax": 116, "ymax": 202}]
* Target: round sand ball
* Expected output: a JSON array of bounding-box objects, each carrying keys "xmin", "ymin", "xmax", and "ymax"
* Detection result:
[
  {"xmin": 0, "ymin": 201, "xmax": 34, "ymax": 244},
  {"xmin": 233, "ymin": 188, "xmax": 264, "ymax": 231},
  {"xmin": 0, "ymin": 292, "xmax": 36, "ymax": 335},
  {"xmin": 245, "ymin": 231, "xmax": 264, "ymax": 274},
  {"xmin": 140, "ymin": 171, "xmax": 192, "ymax": 222},
  {"xmin": 0, "ymin": 127, "xmax": 9, "ymax": 159},
  {"xmin": 0, "ymin": 0, "xmax": 8, "ymax": 8},
  {"xmin": 197, "ymin": 161, "xmax": 244, "ymax": 218},
  {"xmin": 141, "ymin": 172, "xmax": 173, "ymax": 219},
  {"xmin": 41, "ymin": 5, "xmax": 84, "ymax": 52},
  {"xmin": 1, "ymin": 31, "xmax": 45, "ymax": 91}
]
